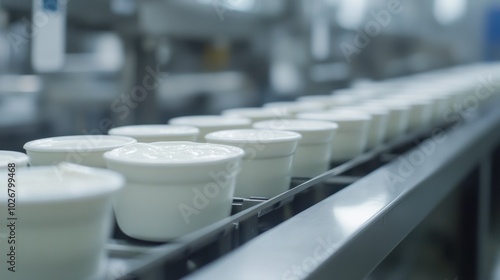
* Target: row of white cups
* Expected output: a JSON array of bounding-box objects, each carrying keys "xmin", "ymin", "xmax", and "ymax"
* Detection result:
[{"xmin": 1, "ymin": 63, "xmax": 499, "ymax": 280}]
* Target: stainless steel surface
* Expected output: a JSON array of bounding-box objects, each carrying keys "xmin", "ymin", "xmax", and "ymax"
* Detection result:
[{"xmin": 138, "ymin": 0, "xmax": 283, "ymax": 39}]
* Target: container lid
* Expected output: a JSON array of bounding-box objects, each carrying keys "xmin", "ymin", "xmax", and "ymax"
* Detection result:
[
  {"xmin": 362, "ymin": 99, "xmax": 411, "ymax": 110},
  {"xmin": 253, "ymin": 119, "xmax": 338, "ymax": 132},
  {"xmin": 297, "ymin": 95, "xmax": 336, "ymax": 103},
  {"xmin": 24, "ymin": 135, "xmax": 137, "ymax": 152},
  {"xmin": 336, "ymin": 89, "xmax": 383, "ymax": 102},
  {"xmin": 205, "ymin": 129, "xmax": 302, "ymax": 144},
  {"xmin": 391, "ymin": 94, "xmax": 434, "ymax": 105},
  {"xmin": 222, "ymin": 107, "xmax": 290, "ymax": 119},
  {"xmin": 297, "ymin": 110, "xmax": 371, "ymax": 131},
  {"xmin": 297, "ymin": 110, "xmax": 371, "ymax": 122},
  {"xmin": 263, "ymin": 101, "xmax": 325, "ymax": 114},
  {"xmin": 332, "ymin": 88, "xmax": 379, "ymax": 96},
  {"xmin": 298, "ymin": 95, "xmax": 358, "ymax": 107},
  {"xmin": 104, "ymin": 141, "xmax": 244, "ymax": 166},
  {"xmin": 205, "ymin": 129, "xmax": 302, "ymax": 158},
  {"xmin": 0, "ymin": 163, "xmax": 124, "ymax": 202},
  {"xmin": 169, "ymin": 115, "xmax": 251, "ymax": 127},
  {"xmin": 109, "ymin": 125, "xmax": 199, "ymax": 137},
  {"xmin": 404, "ymin": 89, "xmax": 450, "ymax": 100},
  {"xmin": 336, "ymin": 105, "xmax": 388, "ymax": 116},
  {"xmin": 0, "ymin": 151, "xmax": 29, "ymax": 168},
  {"xmin": 253, "ymin": 120, "xmax": 337, "ymax": 143}
]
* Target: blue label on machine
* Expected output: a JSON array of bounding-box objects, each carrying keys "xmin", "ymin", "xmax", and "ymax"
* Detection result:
[
  {"xmin": 43, "ymin": 0, "xmax": 58, "ymax": 12},
  {"xmin": 485, "ymin": 5, "xmax": 500, "ymax": 61}
]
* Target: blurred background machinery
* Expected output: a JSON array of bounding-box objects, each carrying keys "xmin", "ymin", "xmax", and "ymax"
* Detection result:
[{"xmin": 0, "ymin": 0, "xmax": 495, "ymax": 144}]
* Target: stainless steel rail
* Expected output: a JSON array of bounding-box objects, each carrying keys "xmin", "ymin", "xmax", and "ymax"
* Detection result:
[{"xmin": 105, "ymin": 98, "xmax": 500, "ymax": 280}]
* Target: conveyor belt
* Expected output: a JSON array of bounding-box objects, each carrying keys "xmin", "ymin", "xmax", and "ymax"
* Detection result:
[{"xmin": 105, "ymin": 97, "xmax": 500, "ymax": 280}]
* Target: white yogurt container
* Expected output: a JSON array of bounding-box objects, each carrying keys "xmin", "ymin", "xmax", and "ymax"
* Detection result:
[
  {"xmin": 417, "ymin": 88, "xmax": 454, "ymax": 123},
  {"xmin": 263, "ymin": 101, "xmax": 326, "ymax": 115},
  {"xmin": 431, "ymin": 95, "xmax": 450, "ymax": 125},
  {"xmin": 253, "ymin": 120, "xmax": 337, "ymax": 178},
  {"xmin": 24, "ymin": 135, "xmax": 136, "ymax": 168},
  {"xmin": 332, "ymin": 88, "xmax": 382, "ymax": 101},
  {"xmin": 348, "ymin": 82, "xmax": 398, "ymax": 98},
  {"xmin": 108, "ymin": 124, "xmax": 199, "ymax": 143},
  {"xmin": 296, "ymin": 95, "xmax": 337, "ymax": 105},
  {"xmin": 391, "ymin": 95, "xmax": 434, "ymax": 131},
  {"xmin": 433, "ymin": 82, "xmax": 468, "ymax": 114},
  {"xmin": 104, "ymin": 142, "xmax": 244, "ymax": 241},
  {"xmin": 0, "ymin": 150, "xmax": 29, "ymax": 168},
  {"xmin": 297, "ymin": 95, "xmax": 358, "ymax": 109},
  {"xmin": 221, "ymin": 107, "xmax": 291, "ymax": 123},
  {"xmin": 205, "ymin": 129, "xmax": 301, "ymax": 198},
  {"xmin": 169, "ymin": 115, "xmax": 251, "ymax": 142},
  {"xmin": 337, "ymin": 105, "xmax": 389, "ymax": 149},
  {"xmin": 297, "ymin": 110, "xmax": 371, "ymax": 162},
  {"xmin": 413, "ymin": 91, "xmax": 450, "ymax": 125},
  {"xmin": 362, "ymin": 100, "xmax": 410, "ymax": 141},
  {"xmin": 0, "ymin": 163, "xmax": 124, "ymax": 280}
]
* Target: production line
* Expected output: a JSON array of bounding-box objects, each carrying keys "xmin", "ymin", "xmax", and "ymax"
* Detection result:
[{"xmin": 1, "ymin": 0, "xmax": 500, "ymax": 279}]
